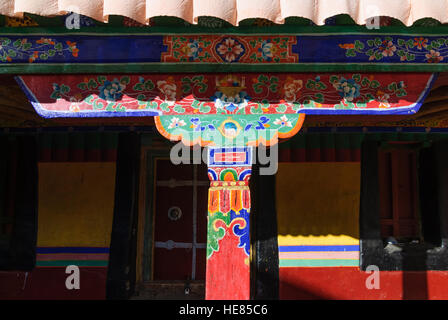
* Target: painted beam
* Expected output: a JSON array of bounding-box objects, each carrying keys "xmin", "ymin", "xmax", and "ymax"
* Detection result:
[
  {"xmin": 16, "ymin": 73, "xmax": 436, "ymax": 117},
  {"xmin": 2, "ymin": 31, "xmax": 448, "ymax": 72},
  {"xmin": 16, "ymin": 72, "xmax": 435, "ymax": 148}
]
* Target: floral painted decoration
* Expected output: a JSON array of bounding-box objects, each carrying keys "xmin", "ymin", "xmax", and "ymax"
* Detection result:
[
  {"xmin": 41, "ymin": 73, "xmax": 430, "ymax": 116},
  {"xmin": 216, "ymin": 38, "xmax": 245, "ymax": 63},
  {"xmin": 157, "ymin": 78, "xmax": 178, "ymax": 104},
  {"xmin": 168, "ymin": 117, "xmax": 186, "ymax": 129},
  {"xmin": 339, "ymin": 36, "xmax": 448, "ymax": 63},
  {"xmin": 282, "ymin": 78, "xmax": 303, "ymax": 103},
  {"xmin": 2, "ymin": 34, "xmax": 448, "ymax": 67},
  {"xmin": 332, "ymin": 77, "xmax": 361, "ymax": 102},
  {"xmin": 162, "ymin": 35, "xmax": 298, "ymax": 63},
  {"xmin": 98, "ymin": 79, "xmax": 126, "ymax": 101},
  {"xmin": 0, "ymin": 37, "xmax": 79, "ymax": 63},
  {"xmin": 273, "ymin": 115, "xmax": 293, "ymax": 128},
  {"xmin": 19, "ymin": 72, "xmax": 434, "ymax": 121}
]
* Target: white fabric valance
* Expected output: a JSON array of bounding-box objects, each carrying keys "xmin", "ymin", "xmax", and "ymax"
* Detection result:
[{"xmin": 1, "ymin": 0, "xmax": 447, "ymax": 26}]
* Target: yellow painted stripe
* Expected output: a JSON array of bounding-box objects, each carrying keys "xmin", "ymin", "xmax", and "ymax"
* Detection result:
[{"xmin": 278, "ymin": 235, "xmax": 359, "ymax": 246}]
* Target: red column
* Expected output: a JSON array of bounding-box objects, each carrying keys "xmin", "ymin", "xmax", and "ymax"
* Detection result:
[{"xmin": 205, "ymin": 147, "xmax": 252, "ymax": 300}]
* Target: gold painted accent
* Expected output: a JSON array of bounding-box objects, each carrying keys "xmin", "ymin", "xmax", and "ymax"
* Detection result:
[
  {"xmin": 217, "ymin": 118, "xmax": 242, "ymax": 140},
  {"xmin": 6, "ymin": 16, "xmax": 39, "ymax": 27},
  {"xmin": 209, "ymin": 186, "xmax": 249, "ymax": 191},
  {"xmin": 215, "ymin": 75, "xmax": 246, "ymax": 97}
]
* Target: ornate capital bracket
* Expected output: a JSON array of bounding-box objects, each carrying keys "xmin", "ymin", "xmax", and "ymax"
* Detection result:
[{"xmin": 155, "ymin": 113, "xmax": 305, "ymax": 147}]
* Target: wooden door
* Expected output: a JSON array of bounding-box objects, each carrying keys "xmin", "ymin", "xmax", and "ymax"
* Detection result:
[{"xmin": 152, "ymin": 159, "xmax": 209, "ymax": 281}]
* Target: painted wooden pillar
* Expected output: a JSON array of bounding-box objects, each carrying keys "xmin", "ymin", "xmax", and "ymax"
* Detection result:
[{"xmin": 205, "ymin": 147, "xmax": 252, "ymax": 300}]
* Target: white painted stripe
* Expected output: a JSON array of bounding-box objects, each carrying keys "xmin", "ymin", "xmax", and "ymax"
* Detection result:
[{"xmin": 279, "ymin": 251, "xmax": 359, "ymax": 260}]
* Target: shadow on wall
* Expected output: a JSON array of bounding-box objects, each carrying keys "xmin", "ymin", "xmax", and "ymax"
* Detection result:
[
  {"xmin": 402, "ymin": 247, "xmax": 428, "ymax": 300},
  {"xmin": 279, "ymin": 268, "xmax": 435, "ymax": 300},
  {"xmin": 279, "ymin": 278, "xmax": 334, "ymax": 300},
  {"xmin": 0, "ymin": 267, "xmax": 107, "ymax": 300}
]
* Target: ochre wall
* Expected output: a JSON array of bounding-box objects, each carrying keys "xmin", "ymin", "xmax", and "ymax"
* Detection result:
[
  {"xmin": 277, "ymin": 162, "xmax": 360, "ymax": 247},
  {"xmin": 37, "ymin": 162, "xmax": 116, "ymax": 248},
  {"xmin": 276, "ymin": 162, "xmax": 448, "ymax": 300},
  {"xmin": 0, "ymin": 162, "xmax": 116, "ymax": 300},
  {"xmin": 276, "ymin": 163, "xmax": 360, "ymax": 269}
]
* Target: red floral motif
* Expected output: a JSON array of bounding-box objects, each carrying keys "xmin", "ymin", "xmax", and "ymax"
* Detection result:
[
  {"xmin": 414, "ymin": 37, "xmax": 429, "ymax": 50},
  {"xmin": 28, "ymin": 51, "xmax": 39, "ymax": 63},
  {"xmin": 66, "ymin": 41, "xmax": 79, "ymax": 57},
  {"xmin": 36, "ymin": 38, "xmax": 55, "ymax": 45}
]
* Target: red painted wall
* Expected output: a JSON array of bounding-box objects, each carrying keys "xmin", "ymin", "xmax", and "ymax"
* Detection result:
[
  {"xmin": 280, "ymin": 267, "xmax": 448, "ymax": 300},
  {"xmin": 0, "ymin": 267, "xmax": 107, "ymax": 300}
]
